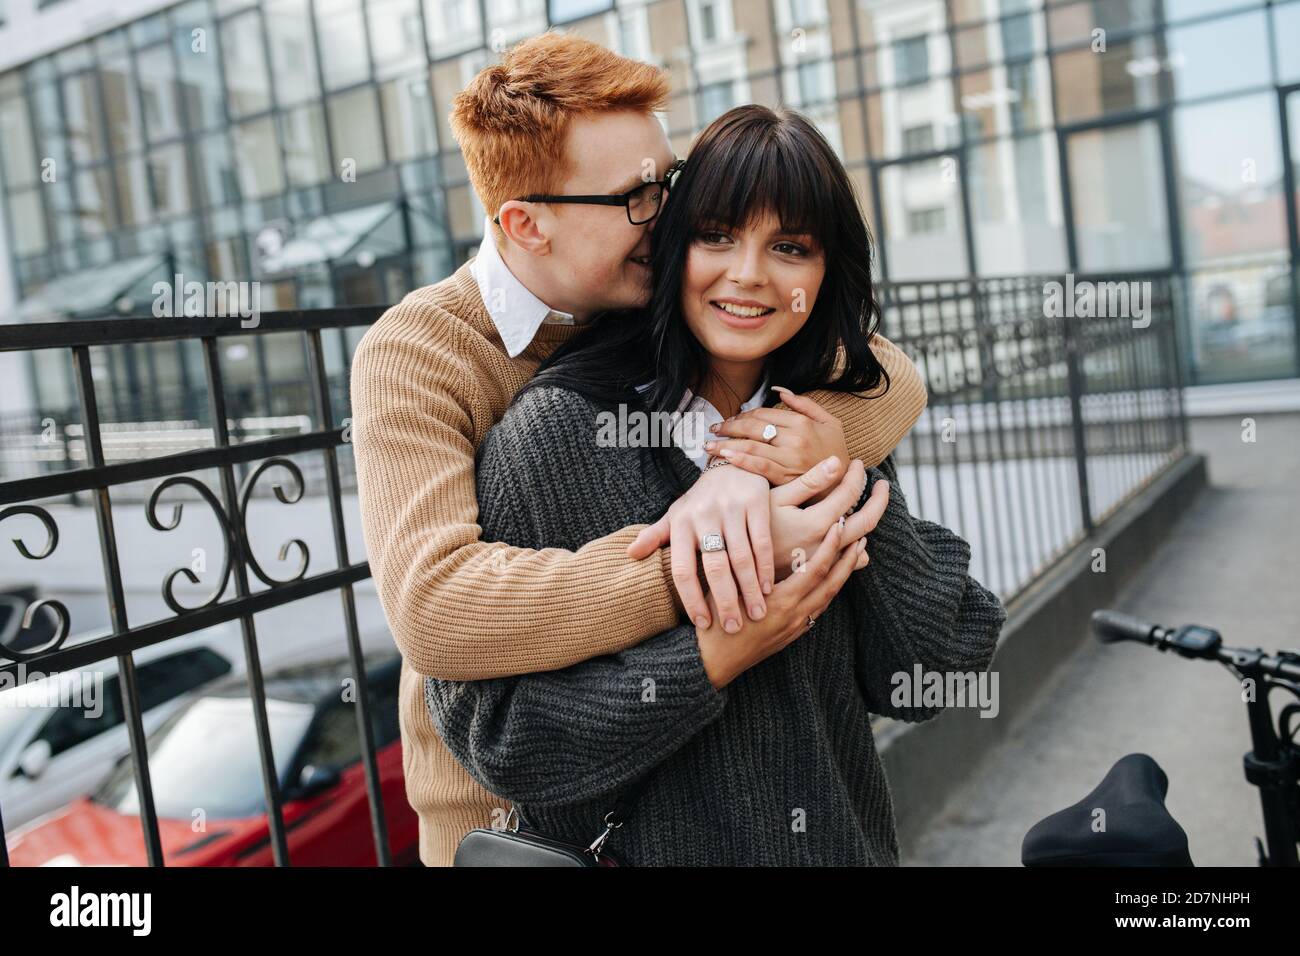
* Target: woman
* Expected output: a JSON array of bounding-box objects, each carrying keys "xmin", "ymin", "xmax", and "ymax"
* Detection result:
[{"xmin": 425, "ymin": 105, "xmax": 1005, "ymax": 865}]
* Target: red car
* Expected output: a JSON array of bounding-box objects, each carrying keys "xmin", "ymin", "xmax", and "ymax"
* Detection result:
[{"xmin": 7, "ymin": 652, "xmax": 418, "ymax": 866}]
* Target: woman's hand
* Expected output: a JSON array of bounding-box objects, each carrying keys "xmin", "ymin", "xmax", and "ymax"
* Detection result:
[
  {"xmin": 628, "ymin": 463, "xmax": 775, "ymax": 634},
  {"xmin": 695, "ymin": 521, "xmax": 868, "ymax": 690},
  {"xmin": 703, "ymin": 387, "xmax": 850, "ymax": 494}
]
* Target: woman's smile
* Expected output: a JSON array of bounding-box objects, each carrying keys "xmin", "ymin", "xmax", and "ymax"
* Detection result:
[{"xmin": 709, "ymin": 298, "xmax": 778, "ymax": 329}]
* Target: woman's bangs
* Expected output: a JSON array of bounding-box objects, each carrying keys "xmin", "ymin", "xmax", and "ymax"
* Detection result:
[{"xmin": 686, "ymin": 133, "xmax": 834, "ymax": 248}]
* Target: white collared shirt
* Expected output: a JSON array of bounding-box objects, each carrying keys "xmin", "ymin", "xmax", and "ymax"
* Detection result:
[
  {"xmin": 636, "ymin": 378, "xmax": 770, "ymax": 471},
  {"xmin": 470, "ymin": 215, "xmax": 576, "ymax": 358}
]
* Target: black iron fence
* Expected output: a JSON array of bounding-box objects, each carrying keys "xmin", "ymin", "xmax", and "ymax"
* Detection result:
[
  {"xmin": 880, "ymin": 271, "xmax": 1186, "ymax": 598},
  {"xmin": 0, "ymin": 273, "xmax": 1187, "ymax": 866}
]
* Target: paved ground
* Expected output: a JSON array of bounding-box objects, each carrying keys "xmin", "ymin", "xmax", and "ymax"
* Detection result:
[{"xmin": 910, "ymin": 412, "xmax": 1300, "ymax": 866}]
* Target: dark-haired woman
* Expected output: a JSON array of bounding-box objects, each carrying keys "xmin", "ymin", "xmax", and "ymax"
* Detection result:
[{"xmin": 426, "ymin": 105, "xmax": 1005, "ymax": 866}]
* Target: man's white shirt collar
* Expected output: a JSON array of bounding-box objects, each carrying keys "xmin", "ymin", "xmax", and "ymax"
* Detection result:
[{"xmin": 470, "ymin": 216, "xmax": 576, "ymax": 358}]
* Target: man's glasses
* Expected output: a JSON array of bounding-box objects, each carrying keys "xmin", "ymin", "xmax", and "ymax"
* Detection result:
[{"xmin": 493, "ymin": 159, "xmax": 686, "ymax": 227}]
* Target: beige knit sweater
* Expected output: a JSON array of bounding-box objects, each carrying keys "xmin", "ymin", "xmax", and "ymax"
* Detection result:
[{"xmin": 349, "ymin": 261, "xmax": 928, "ymax": 866}]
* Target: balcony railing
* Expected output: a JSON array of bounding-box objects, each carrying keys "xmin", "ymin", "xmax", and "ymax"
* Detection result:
[{"xmin": 0, "ymin": 274, "xmax": 1187, "ymax": 866}]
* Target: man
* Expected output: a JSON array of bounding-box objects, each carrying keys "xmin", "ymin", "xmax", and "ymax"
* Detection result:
[{"xmin": 350, "ymin": 31, "xmax": 928, "ymax": 866}]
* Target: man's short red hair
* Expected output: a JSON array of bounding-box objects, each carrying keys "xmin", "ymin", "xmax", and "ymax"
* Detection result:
[{"xmin": 449, "ymin": 31, "xmax": 671, "ymax": 245}]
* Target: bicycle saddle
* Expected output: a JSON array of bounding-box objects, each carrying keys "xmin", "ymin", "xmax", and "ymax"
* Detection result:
[{"xmin": 1021, "ymin": 753, "xmax": 1194, "ymax": 866}]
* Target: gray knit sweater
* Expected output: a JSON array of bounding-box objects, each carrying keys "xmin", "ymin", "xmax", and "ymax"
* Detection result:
[{"xmin": 425, "ymin": 385, "xmax": 1006, "ymax": 866}]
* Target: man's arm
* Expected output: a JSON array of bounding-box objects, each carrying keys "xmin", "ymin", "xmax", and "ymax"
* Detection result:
[
  {"xmin": 802, "ymin": 334, "xmax": 928, "ymax": 467},
  {"xmin": 350, "ymin": 309, "xmax": 681, "ymax": 681}
]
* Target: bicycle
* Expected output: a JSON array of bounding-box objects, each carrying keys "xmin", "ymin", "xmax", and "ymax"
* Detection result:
[{"xmin": 1022, "ymin": 610, "xmax": 1300, "ymax": 867}]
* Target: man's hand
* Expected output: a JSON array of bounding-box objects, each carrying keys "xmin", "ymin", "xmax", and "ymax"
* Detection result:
[
  {"xmin": 627, "ymin": 464, "xmax": 774, "ymax": 635},
  {"xmin": 702, "ymin": 387, "xmax": 850, "ymax": 490},
  {"xmin": 769, "ymin": 457, "xmax": 890, "ymax": 578}
]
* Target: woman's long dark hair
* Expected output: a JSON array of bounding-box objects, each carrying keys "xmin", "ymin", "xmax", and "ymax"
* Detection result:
[{"xmin": 519, "ymin": 104, "xmax": 891, "ymax": 483}]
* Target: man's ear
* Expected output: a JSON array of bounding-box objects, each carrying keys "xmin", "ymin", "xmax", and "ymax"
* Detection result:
[{"xmin": 497, "ymin": 202, "xmax": 552, "ymax": 256}]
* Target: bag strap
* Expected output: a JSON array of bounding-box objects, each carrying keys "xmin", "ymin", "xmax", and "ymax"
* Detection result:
[{"xmin": 515, "ymin": 769, "xmax": 657, "ymax": 862}]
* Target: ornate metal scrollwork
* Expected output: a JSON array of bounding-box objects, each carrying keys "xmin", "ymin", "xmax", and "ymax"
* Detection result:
[
  {"xmin": 0, "ymin": 505, "xmax": 71, "ymax": 662},
  {"xmin": 237, "ymin": 457, "xmax": 310, "ymax": 587},
  {"xmin": 146, "ymin": 476, "xmax": 236, "ymax": 615}
]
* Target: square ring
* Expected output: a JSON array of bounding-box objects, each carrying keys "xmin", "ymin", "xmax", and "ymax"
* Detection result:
[
  {"xmin": 701, "ymin": 532, "xmax": 726, "ymax": 553},
  {"xmin": 761, "ymin": 423, "xmax": 778, "ymax": 442}
]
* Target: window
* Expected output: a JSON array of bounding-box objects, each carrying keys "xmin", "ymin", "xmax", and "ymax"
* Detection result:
[
  {"xmin": 195, "ymin": 131, "xmax": 240, "ymax": 207},
  {"xmin": 426, "ymin": 0, "xmax": 481, "ymax": 58},
  {"xmin": 1066, "ymin": 120, "xmax": 1171, "ymax": 271},
  {"xmin": 293, "ymin": 666, "xmax": 401, "ymax": 772},
  {"xmin": 0, "ymin": 94, "xmax": 38, "ymax": 188},
  {"xmin": 1052, "ymin": 35, "xmax": 1162, "ymax": 124},
  {"xmin": 967, "ymin": 134, "xmax": 1067, "ymax": 275},
  {"xmin": 266, "ymin": 0, "xmax": 320, "ymax": 106},
  {"xmin": 694, "ymin": 0, "xmax": 727, "ymax": 44},
  {"xmin": 787, "ymin": 0, "xmax": 823, "ymax": 26},
  {"xmin": 902, "ymin": 124, "xmax": 934, "ymax": 154},
  {"xmin": 549, "ymin": 0, "xmax": 612, "ymax": 21},
  {"xmin": 222, "ymin": 11, "xmax": 273, "ymax": 117},
  {"xmin": 697, "ymin": 80, "xmax": 735, "ymax": 123},
  {"xmin": 796, "ymin": 61, "xmax": 829, "ymax": 106},
  {"xmin": 231, "ymin": 117, "xmax": 285, "ymax": 198},
  {"xmin": 175, "ymin": 17, "xmax": 225, "ymax": 132},
  {"xmin": 9, "ymin": 190, "xmax": 49, "ymax": 255},
  {"xmin": 328, "ymin": 88, "xmax": 385, "ymax": 173},
  {"xmin": 279, "ymin": 105, "xmax": 331, "ymax": 186},
  {"xmin": 74, "ymin": 167, "xmax": 116, "ymax": 236},
  {"xmin": 999, "ymin": 12, "xmax": 1034, "ymax": 60},
  {"xmin": 136, "ymin": 45, "xmax": 181, "ymax": 142},
  {"xmin": 117, "ymin": 154, "xmax": 153, "ymax": 226},
  {"xmin": 881, "ymin": 157, "xmax": 969, "ymax": 279},
  {"xmin": 907, "ymin": 207, "xmax": 946, "ymax": 234},
  {"xmin": 99, "ymin": 56, "xmax": 143, "ymax": 154},
  {"xmin": 33, "ymin": 675, "xmax": 126, "ymax": 759},
  {"xmin": 1175, "ymin": 94, "xmax": 1286, "ymax": 265},
  {"xmin": 134, "ymin": 648, "xmax": 234, "ymax": 713},
  {"xmin": 894, "ymin": 35, "xmax": 929, "ymax": 86},
  {"xmin": 1277, "ymin": 2, "xmax": 1300, "ymax": 83},
  {"xmin": 1164, "ymin": 10, "xmax": 1271, "ymax": 103},
  {"xmin": 617, "ymin": 8, "xmax": 650, "ymax": 61},
  {"xmin": 368, "ymin": 0, "xmax": 426, "ymax": 79},
  {"xmin": 63, "ymin": 72, "xmax": 107, "ymax": 164},
  {"xmin": 382, "ymin": 76, "xmax": 438, "ymax": 161},
  {"xmin": 317, "ymin": 0, "xmax": 372, "ymax": 90}
]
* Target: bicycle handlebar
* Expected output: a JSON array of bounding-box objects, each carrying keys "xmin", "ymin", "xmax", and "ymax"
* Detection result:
[
  {"xmin": 1091, "ymin": 610, "xmax": 1300, "ymax": 682},
  {"xmin": 1092, "ymin": 610, "xmax": 1160, "ymax": 645}
]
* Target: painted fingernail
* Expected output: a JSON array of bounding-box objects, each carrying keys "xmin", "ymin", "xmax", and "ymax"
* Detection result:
[
  {"xmin": 838, "ymin": 515, "xmax": 846, "ymax": 529},
  {"xmin": 719, "ymin": 448, "xmax": 735, "ymax": 458},
  {"xmin": 704, "ymin": 441, "xmax": 716, "ymax": 450},
  {"xmin": 750, "ymin": 604, "xmax": 765, "ymax": 620},
  {"xmin": 694, "ymin": 616, "xmax": 709, "ymax": 629},
  {"xmin": 771, "ymin": 385, "xmax": 790, "ymax": 393},
  {"xmin": 724, "ymin": 618, "xmax": 741, "ymax": 634},
  {"xmin": 709, "ymin": 423, "xmax": 720, "ymax": 433}
]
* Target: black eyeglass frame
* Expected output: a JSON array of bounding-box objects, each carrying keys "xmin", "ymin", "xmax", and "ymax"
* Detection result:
[{"xmin": 493, "ymin": 159, "xmax": 686, "ymax": 227}]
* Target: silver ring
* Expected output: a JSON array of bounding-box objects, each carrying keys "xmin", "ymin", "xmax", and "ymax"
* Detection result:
[
  {"xmin": 761, "ymin": 423, "xmax": 778, "ymax": 442},
  {"xmin": 701, "ymin": 532, "xmax": 726, "ymax": 553},
  {"xmin": 807, "ymin": 615, "xmax": 816, "ymax": 628}
]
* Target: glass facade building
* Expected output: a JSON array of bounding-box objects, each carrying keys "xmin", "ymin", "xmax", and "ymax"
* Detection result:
[{"xmin": 1, "ymin": 0, "xmax": 1298, "ymax": 392}]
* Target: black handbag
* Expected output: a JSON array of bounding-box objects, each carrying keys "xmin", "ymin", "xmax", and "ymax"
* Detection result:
[{"xmin": 453, "ymin": 776, "xmax": 651, "ymax": 867}]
